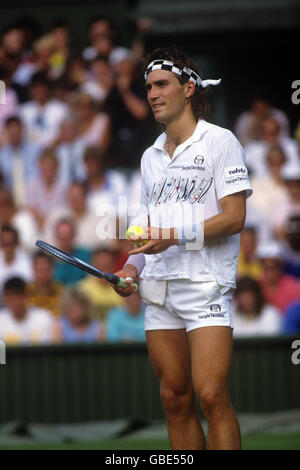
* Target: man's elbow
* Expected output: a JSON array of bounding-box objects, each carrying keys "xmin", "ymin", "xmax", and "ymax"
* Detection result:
[{"xmin": 232, "ymin": 213, "xmax": 246, "ymax": 234}]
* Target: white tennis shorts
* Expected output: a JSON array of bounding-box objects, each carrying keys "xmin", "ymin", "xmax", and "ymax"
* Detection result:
[{"xmin": 140, "ymin": 279, "xmax": 233, "ymax": 333}]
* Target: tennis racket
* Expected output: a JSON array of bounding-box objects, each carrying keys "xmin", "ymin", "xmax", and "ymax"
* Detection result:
[{"xmin": 36, "ymin": 240, "xmax": 138, "ymax": 291}]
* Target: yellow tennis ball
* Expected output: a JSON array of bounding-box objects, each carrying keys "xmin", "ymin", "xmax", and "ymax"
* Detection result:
[{"xmin": 126, "ymin": 225, "xmax": 148, "ymax": 246}]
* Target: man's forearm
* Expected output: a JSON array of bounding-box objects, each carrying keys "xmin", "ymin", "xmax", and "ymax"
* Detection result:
[{"xmin": 203, "ymin": 211, "xmax": 245, "ymax": 241}]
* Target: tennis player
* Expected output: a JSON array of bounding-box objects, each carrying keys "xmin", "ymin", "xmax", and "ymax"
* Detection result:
[{"xmin": 113, "ymin": 46, "xmax": 252, "ymax": 450}]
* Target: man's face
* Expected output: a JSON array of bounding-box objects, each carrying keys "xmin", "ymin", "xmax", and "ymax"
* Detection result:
[
  {"xmin": 68, "ymin": 185, "xmax": 86, "ymax": 212},
  {"xmin": 261, "ymin": 120, "xmax": 280, "ymax": 144},
  {"xmin": 39, "ymin": 158, "xmax": 58, "ymax": 182},
  {"xmin": 90, "ymin": 20, "xmax": 112, "ymax": 41},
  {"xmin": 6, "ymin": 122, "xmax": 22, "ymax": 145},
  {"xmin": 34, "ymin": 258, "xmax": 53, "ymax": 284},
  {"xmin": 4, "ymin": 292, "xmax": 26, "ymax": 319},
  {"xmin": 30, "ymin": 83, "xmax": 50, "ymax": 104},
  {"xmin": 1, "ymin": 231, "xmax": 18, "ymax": 257},
  {"xmin": 261, "ymin": 258, "xmax": 282, "ymax": 284},
  {"xmin": 56, "ymin": 222, "xmax": 74, "ymax": 247},
  {"xmin": 145, "ymin": 70, "xmax": 189, "ymax": 125}
]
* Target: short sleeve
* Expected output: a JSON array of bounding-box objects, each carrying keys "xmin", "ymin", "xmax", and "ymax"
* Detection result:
[
  {"xmin": 212, "ymin": 132, "xmax": 253, "ymax": 201},
  {"xmin": 140, "ymin": 154, "xmax": 150, "ymax": 216}
]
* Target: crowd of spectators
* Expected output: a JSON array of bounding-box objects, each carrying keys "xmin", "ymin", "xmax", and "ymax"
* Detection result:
[
  {"xmin": 235, "ymin": 98, "xmax": 300, "ymax": 336},
  {"xmin": 0, "ymin": 17, "xmax": 300, "ymax": 345}
]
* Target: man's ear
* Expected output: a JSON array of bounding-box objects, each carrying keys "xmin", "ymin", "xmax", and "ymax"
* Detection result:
[{"xmin": 185, "ymin": 81, "xmax": 196, "ymax": 98}]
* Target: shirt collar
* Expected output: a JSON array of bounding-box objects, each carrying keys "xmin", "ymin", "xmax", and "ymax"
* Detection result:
[{"xmin": 152, "ymin": 119, "xmax": 209, "ymax": 152}]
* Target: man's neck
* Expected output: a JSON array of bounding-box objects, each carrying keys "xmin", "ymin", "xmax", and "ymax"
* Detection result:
[{"xmin": 164, "ymin": 112, "xmax": 197, "ymax": 158}]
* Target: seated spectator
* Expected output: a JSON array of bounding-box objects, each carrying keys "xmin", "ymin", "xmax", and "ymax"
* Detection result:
[
  {"xmin": 81, "ymin": 145, "xmax": 127, "ymax": 214},
  {"xmin": 106, "ymin": 293, "xmax": 145, "ymax": 342},
  {"xmin": 54, "ymin": 118, "xmax": 86, "ymax": 184},
  {"xmin": 48, "ymin": 19, "xmax": 71, "ymax": 80},
  {"xmin": 0, "ymin": 226, "xmax": 33, "ymax": 300},
  {"xmin": 257, "ymin": 242, "xmax": 300, "ymax": 314},
  {"xmin": 0, "ymin": 116, "xmax": 41, "ymax": 206},
  {"xmin": 244, "ymin": 117, "xmax": 298, "ymax": 178},
  {"xmin": 282, "ymin": 215, "xmax": 300, "ymax": 279},
  {"xmin": 32, "ymin": 34, "xmax": 55, "ymax": 77},
  {"xmin": 54, "ymin": 288, "xmax": 103, "ymax": 343},
  {"xmin": 0, "ymin": 27, "xmax": 27, "ymax": 92},
  {"xmin": 26, "ymin": 251, "xmax": 64, "ymax": 317},
  {"xmin": 0, "ymin": 189, "xmax": 39, "ymax": 253},
  {"xmin": 272, "ymin": 164, "xmax": 300, "ymax": 240},
  {"xmin": 53, "ymin": 218, "xmax": 91, "ymax": 285},
  {"xmin": 234, "ymin": 98, "xmax": 290, "ymax": 146},
  {"xmin": 80, "ymin": 56, "xmax": 113, "ymax": 104},
  {"xmin": 20, "ymin": 71, "xmax": 69, "ymax": 146},
  {"xmin": 26, "ymin": 148, "xmax": 68, "ymax": 230},
  {"xmin": 232, "ymin": 276, "xmax": 282, "ymax": 336},
  {"xmin": 43, "ymin": 181, "xmax": 109, "ymax": 249},
  {"xmin": 82, "ymin": 16, "xmax": 130, "ymax": 65},
  {"xmin": 238, "ymin": 227, "xmax": 262, "ymax": 280},
  {"xmin": 64, "ymin": 53, "xmax": 89, "ymax": 91},
  {"xmin": 73, "ymin": 93, "xmax": 110, "ymax": 150},
  {"xmin": 105, "ymin": 58, "xmax": 152, "ymax": 168},
  {"xmin": 0, "ymin": 277, "xmax": 55, "ymax": 344},
  {"xmin": 0, "ymin": 67, "xmax": 19, "ymax": 136},
  {"xmin": 77, "ymin": 247, "xmax": 123, "ymax": 321},
  {"xmin": 248, "ymin": 146, "xmax": 289, "ymax": 220},
  {"xmin": 282, "ymin": 300, "xmax": 300, "ymax": 334}
]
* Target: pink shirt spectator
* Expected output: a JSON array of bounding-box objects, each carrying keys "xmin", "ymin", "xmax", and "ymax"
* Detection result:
[{"xmin": 260, "ymin": 275, "xmax": 300, "ymax": 314}]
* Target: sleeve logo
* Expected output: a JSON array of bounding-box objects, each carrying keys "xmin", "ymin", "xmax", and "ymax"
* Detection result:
[{"xmin": 225, "ymin": 166, "xmax": 249, "ymax": 184}]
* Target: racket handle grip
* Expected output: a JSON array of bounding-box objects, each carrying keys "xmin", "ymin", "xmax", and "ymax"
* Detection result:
[{"xmin": 117, "ymin": 277, "xmax": 138, "ymax": 292}]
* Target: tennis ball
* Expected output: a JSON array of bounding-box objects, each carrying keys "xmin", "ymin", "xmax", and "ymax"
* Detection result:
[{"xmin": 126, "ymin": 225, "xmax": 148, "ymax": 246}]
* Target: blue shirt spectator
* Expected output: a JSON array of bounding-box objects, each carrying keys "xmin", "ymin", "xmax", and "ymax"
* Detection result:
[
  {"xmin": 53, "ymin": 246, "xmax": 91, "ymax": 286},
  {"xmin": 106, "ymin": 294, "xmax": 145, "ymax": 342},
  {"xmin": 60, "ymin": 316, "xmax": 101, "ymax": 342},
  {"xmin": 55, "ymin": 288, "xmax": 103, "ymax": 342},
  {"xmin": 0, "ymin": 116, "xmax": 41, "ymax": 205},
  {"xmin": 282, "ymin": 300, "xmax": 300, "ymax": 334},
  {"xmin": 52, "ymin": 218, "xmax": 91, "ymax": 286}
]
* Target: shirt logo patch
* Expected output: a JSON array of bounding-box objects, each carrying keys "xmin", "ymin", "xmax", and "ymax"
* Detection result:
[
  {"xmin": 225, "ymin": 166, "xmax": 249, "ymax": 184},
  {"xmin": 210, "ymin": 304, "xmax": 221, "ymax": 313},
  {"xmin": 194, "ymin": 155, "xmax": 204, "ymax": 165}
]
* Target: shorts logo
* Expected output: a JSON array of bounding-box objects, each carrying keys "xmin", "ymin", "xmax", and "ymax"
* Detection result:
[
  {"xmin": 194, "ymin": 155, "xmax": 204, "ymax": 165},
  {"xmin": 198, "ymin": 312, "xmax": 225, "ymax": 319},
  {"xmin": 210, "ymin": 304, "xmax": 221, "ymax": 313}
]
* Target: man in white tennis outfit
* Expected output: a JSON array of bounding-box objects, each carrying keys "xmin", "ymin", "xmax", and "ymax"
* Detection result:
[{"xmin": 114, "ymin": 46, "xmax": 252, "ymax": 450}]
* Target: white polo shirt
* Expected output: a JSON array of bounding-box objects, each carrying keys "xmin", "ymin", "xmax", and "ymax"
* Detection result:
[{"xmin": 139, "ymin": 119, "xmax": 252, "ymax": 288}]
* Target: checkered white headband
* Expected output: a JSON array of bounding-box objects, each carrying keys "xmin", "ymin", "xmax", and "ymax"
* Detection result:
[{"xmin": 144, "ymin": 60, "xmax": 221, "ymax": 88}]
